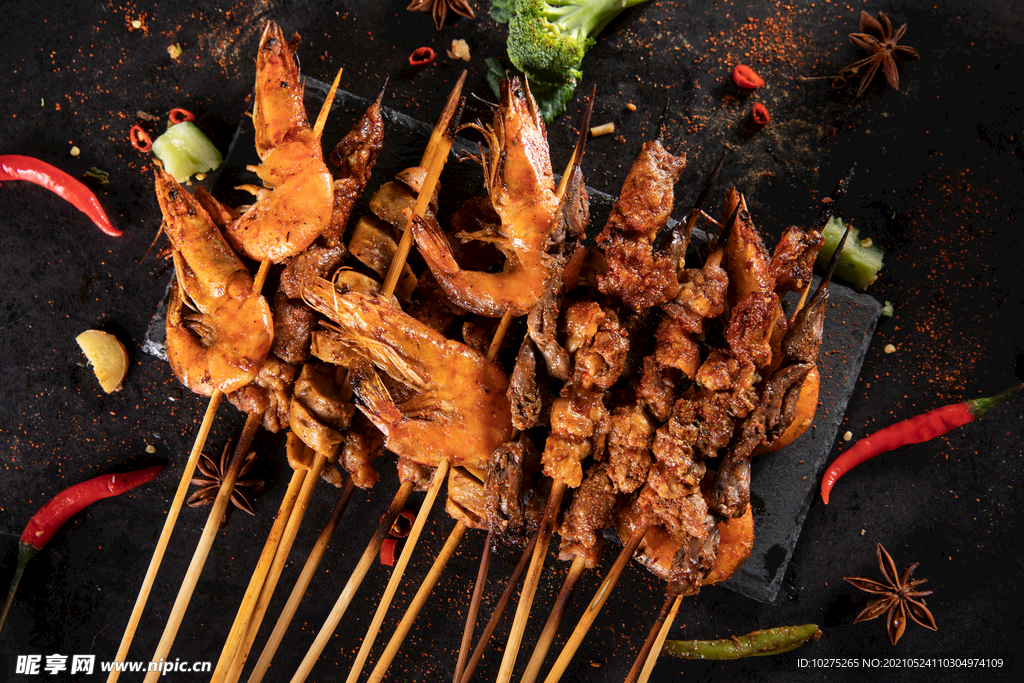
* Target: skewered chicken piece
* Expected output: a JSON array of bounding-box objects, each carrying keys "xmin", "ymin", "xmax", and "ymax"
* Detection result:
[{"xmin": 596, "ymin": 139, "xmax": 686, "ymax": 313}]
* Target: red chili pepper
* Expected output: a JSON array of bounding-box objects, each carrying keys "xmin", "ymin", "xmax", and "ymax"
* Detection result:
[
  {"xmin": 389, "ymin": 509, "xmax": 416, "ymax": 538},
  {"xmin": 380, "ymin": 538, "xmax": 401, "ymax": 567},
  {"xmin": 732, "ymin": 64, "xmax": 765, "ymax": 89},
  {"xmin": 0, "ymin": 465, "xmax": 163, "ymax": 633},
  {"xmin": 821, "ymin": 383, "xmax": 1023, "ymax": 504},
  {"xmin": 751, "ymin": 103, "xmax": 771, "ymax": 127},
  {"xmin": 409, "ymin": 46, "xmax": 435, "ymax": 67},
  {"xmin": 168, "ymin": 108, "xmax": 195, "ymax": 124},
  {"xmin": 0, "ymin": 155, "xmax": 122, "ymax": 237},
  {"xmin": 130, "ymin": 124, "xmax": 153, "ymax": 152}
]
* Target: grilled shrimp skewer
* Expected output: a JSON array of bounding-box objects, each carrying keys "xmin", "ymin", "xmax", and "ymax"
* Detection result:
[
  {"xmin": 413, "ymin": 76, "xmax": 561, "ymax": 317},
  {"xmin": 159, "ymin": 169, "xmax": 275, "ymax": 395},
  {"xmin": 111, "ymin": 23, "xmax": 345, "ymax": 683},
  {"xmin": 225, "ymin": 23, "xmax": 337, "ymax": 263}
]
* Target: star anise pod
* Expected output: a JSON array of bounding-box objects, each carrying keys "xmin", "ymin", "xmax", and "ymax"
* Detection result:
[
  {"xmin": 187, "ymin": 438, "xmax": 264, "ymax": 529},
  {"xmin": 845, "ymin": 543, "xmax": 937, "ymax": 644},
  {"xmin": 407, "ymin": 0, "xmax": 475, "ymax": 31},
  {"xmin": 840, "ymin": 11, "xmax": 920, "ymax": 97}
]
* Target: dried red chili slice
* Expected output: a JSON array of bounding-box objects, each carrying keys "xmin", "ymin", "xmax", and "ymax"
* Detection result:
[
  {"xmin": 409, "ymin": 47, "xmax": 435, "ymax": 67},
  {"xmin": 389, "ymin": 509, "xmax": 416, "ymax": 538},
  {"xmin": 751, "ymin": 103, "xmax": 771, "ymax": 126},
  {"xmin": 380, "ymin": 538, "xmax": 401, "ymax": 566},
  {"xmin": 130, "ymin": 125, "xmax": 153, "ymax": 152},
  {"xmin": 168, "ymin": 108, "xmax": 195, "ymax": 124}
]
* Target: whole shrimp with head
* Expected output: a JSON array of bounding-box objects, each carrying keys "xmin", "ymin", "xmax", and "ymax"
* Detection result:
[
  {"xmin": 224, "ymin": 22, "xmax": 336, "ymax": 263},
  {"xmin": 156, "ymin": 168, "xmax": 274, "ymax": 395},
  {"xmin": 303, "ymin": 282, "xmax": 514, "ymax": 469},
  {"xmin": 411, "ymin": 76, "xmax": 561, "ymax": 317}
]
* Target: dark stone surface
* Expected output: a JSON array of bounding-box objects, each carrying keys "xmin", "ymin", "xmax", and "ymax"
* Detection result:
[{"xmin": 1, "ymin": 2, "xmax": 1023, "ymax": 682}]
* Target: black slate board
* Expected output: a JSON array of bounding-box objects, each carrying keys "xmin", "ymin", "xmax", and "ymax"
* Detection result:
[{"xmin": 148, "ymin": 78, "xmax": 882, "ymax": 605}]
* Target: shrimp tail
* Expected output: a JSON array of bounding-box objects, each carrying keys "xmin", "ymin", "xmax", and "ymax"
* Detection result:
[{"xmin": 349, "ymin": 359, "xmax": 404, "ymax": 434}]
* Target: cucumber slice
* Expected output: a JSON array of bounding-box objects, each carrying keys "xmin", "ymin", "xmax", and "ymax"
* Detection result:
[
  {"xmin": 152, "ymin": 121, "xmax": 223, "ymax": 183},
  {"xmin": 816, "ymin": 216, "xmax": 884, "ymax": 291}
]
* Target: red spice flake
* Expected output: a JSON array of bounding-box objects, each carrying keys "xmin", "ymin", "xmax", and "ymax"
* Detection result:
[
  {"xmin": 732, "ymin": 64, "xmax": 765, "ymax": 89},
  {"xmin": 409, "ymin": 46, "xmax": 435, "ymax": 67},
  {"xmin": 380, "ymin": 538, "xmax": 400, "ymax": 566},
  {"xmin": 751, "ymin": 103, "xmax": 770, "ymax": 126},
  {"xmin": 168, "ymin": 108, "xmax": 195, "ymax": 124},
  {"xmin": 129, "ymin": 125, "xmax": 152, "ymax": 152}
]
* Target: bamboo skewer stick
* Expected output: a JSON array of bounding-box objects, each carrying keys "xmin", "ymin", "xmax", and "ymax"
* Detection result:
[
  {"xmin": 107, "ymin": 256, "xmax": 272, "ymax": 683},
  {"xmin": 519, "ymin": 555, "xmax": 588, "ymax": 683},
  {"xmin": 210, "ymin": 467, "xmax": 308, "ymax": 682},
  {"xmin": 210, "ymin": 69, "xmax": 348, "ymax": 681},
  {"xmin": 105, "ymin": 392, "xmax": 221, "ymax": 683},
  {"xmin": 223, "ymin": 449, "xmax": 346, "ymax": 682},
  {"xmin": 495, "ymin": 480, "xmax": 566, "ymax": 682},
  {"xmin": 381, "ymin": 70, "xmax": 466, "ymax": 298},
  {"xmin": 286, "ymin": 480, "xmax": 414, "ymax": 681},
  {"xmin": 453, "ymin": 533, "xmax": 492, "ymax": 683},
  {"xmin": 540, "ymin": 524, "xmax": 649, "ymax": 683},
  {"xmin": 246, "ymin": 481, "xmax": 357, "ymax": 683},
  {"xmin": 365, "ymin": 521, "xmax": 469, "ymax": 683},
  {"xmin": 212, "ymin": 66, "xmax": 348, "ymax": 679},
  {"xmin": 491, "ymin": 86, "xmax": 595, "ymax": 683},
  {"xmin": 627, "ymin": 594, "xmax": 681, "ymax": 683},
  {"xmin": 458, "ymin": 531, "xmax": 538, "ymax": 683},
  {"xmin": 337, "ymin": 458, "xmax": 451, "ymax": 683},
  {"xmin": 141, "ymin": 410, "xmax": 263, "ymax": 683}
]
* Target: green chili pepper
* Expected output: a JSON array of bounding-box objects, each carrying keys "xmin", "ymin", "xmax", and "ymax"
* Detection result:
[{"xmin": 662, "ymin": 624, "xmax": 822, "ymax": 660}]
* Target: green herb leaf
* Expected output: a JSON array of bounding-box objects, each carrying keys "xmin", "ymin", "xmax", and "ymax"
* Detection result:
[{"xmin": 491, "ymin": 0, "xmax": 514, "ymax": 24}]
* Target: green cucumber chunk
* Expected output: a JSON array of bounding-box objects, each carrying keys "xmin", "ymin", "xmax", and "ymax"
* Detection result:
[
  {"xmin": 816, "ymin": 216, "xmax": 884, "ymax": 291},
  {"xmin": 152, "ymin": 121, "xmax": 223, "ymax": 183}
]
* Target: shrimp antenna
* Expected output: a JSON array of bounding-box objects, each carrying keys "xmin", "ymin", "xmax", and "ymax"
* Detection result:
[
  {"xmin": 677, "ymin": 148, "xmax": 727, "ymax": 249},
  {"xmin": 810, "ymin": 163, "xmax": 856, "ymax": 233}
]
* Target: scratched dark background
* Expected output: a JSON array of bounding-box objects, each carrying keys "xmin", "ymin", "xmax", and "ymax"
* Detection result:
[{"xmin": 1, "ymin": 1, "xmax": 1022, "ymax": 682}]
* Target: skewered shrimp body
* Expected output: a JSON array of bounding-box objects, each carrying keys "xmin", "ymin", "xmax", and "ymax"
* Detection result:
[
  {"xmin": 225, "ymin": 22, "xmax": 334, "ymax": 263},
  {"xmin": 303, "ymin": 284, "xmax": 513, "ymax": 468},
  {"xmin": 155, "ymin": 168, "xmax": 273, "ymax": 395},
  {"xmin": 412, "ymin": 76, "xmax": 561, "ymax": 317}
]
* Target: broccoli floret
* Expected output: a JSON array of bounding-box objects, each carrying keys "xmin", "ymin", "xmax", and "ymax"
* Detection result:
[{"xmin": 506, "ymin": 0, "xmax": 650, "ymax": 84}]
